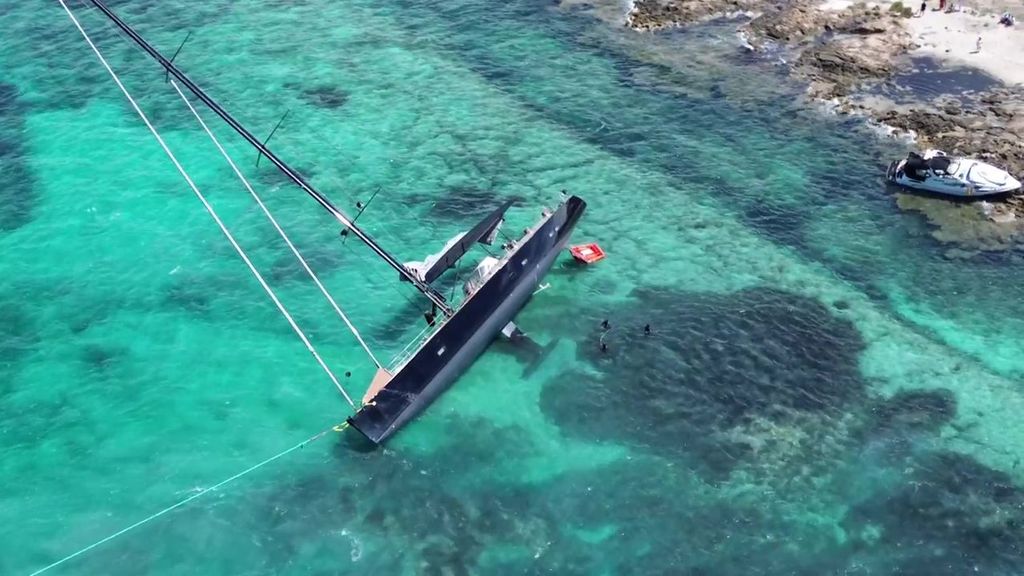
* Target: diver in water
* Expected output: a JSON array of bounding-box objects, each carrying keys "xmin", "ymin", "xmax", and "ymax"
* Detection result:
[
  {"xmin": 599, "ymin": 319, "xmax": 611, "ymax": 352},
  {"xmin": 644, "ymin": 323, "xmax": 651, "ymax": 335}
]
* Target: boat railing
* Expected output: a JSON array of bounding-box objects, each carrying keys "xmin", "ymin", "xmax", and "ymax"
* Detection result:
[
  {"xmin": 389, "ymin": 321, "xmax": 441, "ymax": 369},
  {"xmin": 385, "ymin": 207, "xmax": 555, "ymax": 370}
]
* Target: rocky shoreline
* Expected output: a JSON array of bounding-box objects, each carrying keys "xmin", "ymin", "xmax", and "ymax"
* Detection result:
[
  {"xmin": 627, "ymin": 0, "xmax": 761, "ymax": 29},
  {"xmin": 626, "ymin": 0, "xmax": 1024, "ymax": 253}
]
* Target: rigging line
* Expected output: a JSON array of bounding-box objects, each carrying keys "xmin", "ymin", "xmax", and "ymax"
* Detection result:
[
  {"xmin": 449, "ymin": 261, "xmax": 460, "ymax": 302},
  {"xmin": 340, "ymin": 239, "xmax": 422, "ymax": 311},
  {"xmin": 169, "ymin": 79, "xmax": 383, "ymax": 371},
  {"xmin": 58, "ymin": 0, "xmax": 357, "ymax": 408},
  {"xmin": 27, "ymin": 422, "xmax": 346, "ymax": 576},
  {"xmin": 86, "ymin": 0, "xmax": 453, "ymax": 317}
]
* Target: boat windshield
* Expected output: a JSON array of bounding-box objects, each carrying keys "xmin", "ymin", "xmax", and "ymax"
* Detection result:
[
  {"xmin": 927, "ymin": 155, "xmax": 954, "ymax": 175},
  {"xmin": 904, "ymin": 152, "xmax": 928, "ymax": 181}
]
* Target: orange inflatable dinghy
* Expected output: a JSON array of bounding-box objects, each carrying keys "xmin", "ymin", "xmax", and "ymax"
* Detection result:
[{"xmin": 569, "ymin": 243, "xmax": 605, "ymax": 264}]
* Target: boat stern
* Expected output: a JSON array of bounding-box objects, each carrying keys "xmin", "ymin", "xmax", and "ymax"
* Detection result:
[{"xmin": 885, "ymin": 160, "xmax": 899, "ymax": 182}]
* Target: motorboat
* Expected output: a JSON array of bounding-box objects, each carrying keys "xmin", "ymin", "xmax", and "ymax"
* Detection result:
[{"xmin": 886, "ymin": 149, "xmax": 1021, "ymax": 199}]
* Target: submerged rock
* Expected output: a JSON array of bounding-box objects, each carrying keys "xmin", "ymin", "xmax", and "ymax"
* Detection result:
[
  {"xmin": 844, "ymin": 450, "xmax": 1024, "ymax": 575},
  {"xmin": 895, "ymin": 192, "xmax": 1024, "ymax": 253},
  {"xmin": 876, "ymin": 107, "xmax": 965, "ymax": 135},
  {"xmin": 794, "ymin": 21, "xmax": 914, "ymax": 100},
  {"xmin": 743, "ymin": 1, "xmax": 850, "ymax": 47},
  {"xmin": 870, "ymin": 388, "xmax": 957, "ymax": 434},
  {"xmin": 876, "ymin": 91, "xmax": 1024, "ymax": 178},
  {"xmin": 878, "ymin": 88, "xmax": 1024, "ymax": 254}
]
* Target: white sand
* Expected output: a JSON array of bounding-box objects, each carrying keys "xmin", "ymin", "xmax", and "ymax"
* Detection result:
[{"xmin": 906, "ymin": 5, "xmax": 1024, "ymax": 86}]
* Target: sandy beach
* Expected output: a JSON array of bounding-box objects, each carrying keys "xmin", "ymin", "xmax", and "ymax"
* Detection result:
[{"xmin": 907, "ymin": 3, "xmax": 1024, "ymax": 86}]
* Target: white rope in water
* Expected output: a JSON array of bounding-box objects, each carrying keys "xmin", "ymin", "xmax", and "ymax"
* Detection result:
[
  {"xmin": 58, "ymin": 0, "xmax": 357, "ymax": 408},
  {"xmin": 168, "ymin": 79, "xmax": 383, "ymax": 370},
  {"xmin": 27, "ymin": 424, "xmax": 339, "ymax": 576}
]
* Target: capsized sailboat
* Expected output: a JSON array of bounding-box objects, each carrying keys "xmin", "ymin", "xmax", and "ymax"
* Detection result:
[
  {"xmin": 352, "ymin": 198, "xmax": 584, "ymax": 442},
  {"xmin": 82, "ymin": 0, "xmax": 586, "ymax": 444}
]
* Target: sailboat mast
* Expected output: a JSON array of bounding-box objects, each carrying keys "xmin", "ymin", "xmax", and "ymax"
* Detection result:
[{"xmin": 86, "ymin": 0, "xmax": 453, "ymax": 315}]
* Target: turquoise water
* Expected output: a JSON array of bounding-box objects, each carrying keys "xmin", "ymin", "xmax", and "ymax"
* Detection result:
[{"xmin": 3, "ymin": 0, "xmax": 1024, "ymax": 573}]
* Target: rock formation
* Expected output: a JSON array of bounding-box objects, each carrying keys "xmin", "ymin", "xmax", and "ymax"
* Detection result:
[
  {"xmin": 624, "ymin": 0, "xmax": 1024, "ymax": 252},
  {"xmin": 627, "ymin": 0, "xmax": 761, "ymax": 30}
]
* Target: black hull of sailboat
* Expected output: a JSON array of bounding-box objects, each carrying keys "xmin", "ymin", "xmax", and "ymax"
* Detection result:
[{"xmin": 348, "ymin": 196, "xmax": 586, "ymax": 444}]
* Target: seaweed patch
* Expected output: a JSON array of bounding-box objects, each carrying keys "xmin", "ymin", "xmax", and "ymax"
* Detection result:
[
  {"xmin": 869, "ymin": 388, "xmax": 957, "ymax": 436},
  {"xmin": 741, "ymin": 202, "xmax": 808, "ymax": 249},
  {"xmin": 0, "ymin": 83, "xmax": 36, "ymax": 232},
  {"xmin": 408, "ymin": 187, "xmax": 524, "ymax": 221},
  {"xmin": 81, "ymin": 344, "xmax": 127, "ymax": 372},
  {"xmin": 541, "ymin": 287, "xmax": 867, "ymax": 477},
  {"xmin": 0, "ymin": 299, "xmax": 38, "ymax": 396},
  {"xmin": 148, "ymin": 426, "xmax": 845, "ymax": 576},
  {"xmin": 301, "ymin": 85, "xmax": 350, "ymax": 109},
  {"xmin": 0, "ymin": 300, "xmax": 37, "ymax": 365}
]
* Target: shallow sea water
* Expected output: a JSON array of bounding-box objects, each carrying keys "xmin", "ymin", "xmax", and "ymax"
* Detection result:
[{"xmin": 3, "ymin": 0, "xmax": 1024, "ymax": 574}]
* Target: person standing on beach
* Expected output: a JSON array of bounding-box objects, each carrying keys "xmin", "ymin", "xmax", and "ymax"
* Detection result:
[
  {"xmin": 976, "ymin": 35, "xmax": 982, "ymax": 52},
  {"xmin": 919, "ymin": 1, "xmax": 926, "ymax": 15}
]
